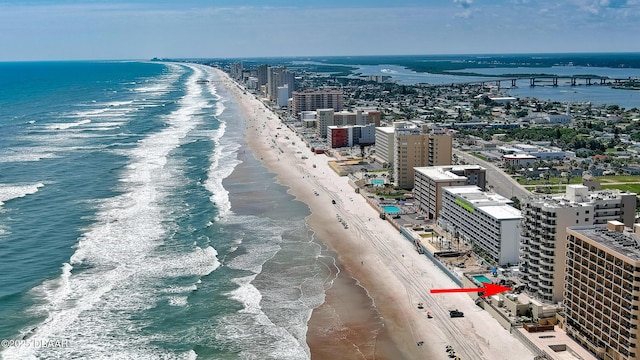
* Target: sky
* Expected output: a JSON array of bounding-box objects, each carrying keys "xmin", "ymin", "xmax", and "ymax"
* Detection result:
[{"xmin": 1, "ymin": 0, "xmax": 639, "ymax": 61}]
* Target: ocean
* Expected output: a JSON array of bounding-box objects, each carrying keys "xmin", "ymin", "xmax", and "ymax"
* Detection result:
[{"xmin": 0, "ymin": 61, "xmax": 331, "ymax": 359}]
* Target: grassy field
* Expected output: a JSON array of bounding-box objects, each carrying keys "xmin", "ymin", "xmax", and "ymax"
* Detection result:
[
  {"xmin": 519, "ymin": 176, "xmax": 583, "ymax": 186},
  {"xmin": 601, "ymin": 184, "xmax": 640, "ymax": 193},
  {"xmin": 515, "ymin": 174, "xmax": 640, "ymax": 194},
  {"xmin": 595, "ymin": 175, "xmax": 640, "ymax": 183}
]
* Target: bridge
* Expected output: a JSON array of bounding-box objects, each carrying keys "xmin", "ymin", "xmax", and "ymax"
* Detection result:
[{"xmin": 421, "ymin": 75, "xmax": 639, "ymax": 89}]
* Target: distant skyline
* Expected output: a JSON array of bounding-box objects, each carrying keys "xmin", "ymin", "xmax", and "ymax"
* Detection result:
[{"xmin": 1, "ymin": 0, "xmax": 639, "ymax": 61}]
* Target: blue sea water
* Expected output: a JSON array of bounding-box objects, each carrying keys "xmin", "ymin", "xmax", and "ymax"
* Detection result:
[{"xmin": 0, "ymin": 61, "xmax": 330, "ymax": 359}]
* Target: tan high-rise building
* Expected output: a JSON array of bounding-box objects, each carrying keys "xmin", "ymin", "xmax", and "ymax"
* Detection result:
[
  {"xmin": 291, "ymin": 89, "xmax": 343, "ymax": 118},
  {"xmin": 520, "ymin": 185, "xmax": 637, "ymax": 303},
  {"xmin": 565, "ymin": 223, "xmax": 640, "ymax": 359},
  {"xmin": 393, "ymin": 123, "xmax": 452, "ymax": 189}
]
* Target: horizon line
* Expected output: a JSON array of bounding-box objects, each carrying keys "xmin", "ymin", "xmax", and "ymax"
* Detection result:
[{"xmin": 3, "ymin": 51, "xmax": 640, "ymax": 63}]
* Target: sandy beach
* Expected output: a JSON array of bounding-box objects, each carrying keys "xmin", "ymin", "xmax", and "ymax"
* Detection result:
[{"xmin": 215, "ymin": 68, "xmax": 536, "ymax": 360}]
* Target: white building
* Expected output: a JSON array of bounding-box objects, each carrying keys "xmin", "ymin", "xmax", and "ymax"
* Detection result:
[
  {"xmin": 374, "ymin": 126, "xmax": 395, "ymax": 166},
  {"xmin": 503, "ymin": 153, "xmax": 537, "ymax": 166},
  {"xmin": 276, "ymin": 84, "xmax": 289, "ymax": 108},
  {"xmin": 439, "ymin": 186, "xmax": 522, "ymax": 266}
]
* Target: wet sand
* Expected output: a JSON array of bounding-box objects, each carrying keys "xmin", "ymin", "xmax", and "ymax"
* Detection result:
[{"xmin": 214, "ymin": 67, "xmax": 537, "ymax": 360}]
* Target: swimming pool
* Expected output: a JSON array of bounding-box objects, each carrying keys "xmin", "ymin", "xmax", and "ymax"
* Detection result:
[
  {"xmin": 382, "ymin": 205, "xmax": 402, "ymax": 213},
  {"xmin": 371, "ymin": 179, "xmax": 384, "ymax": 185},
  {"xmin": 473, "ymin": 275, "xmax": 493, "ymax": 284}
]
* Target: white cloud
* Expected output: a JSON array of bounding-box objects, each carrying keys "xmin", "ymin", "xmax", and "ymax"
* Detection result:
[{"xmin": 453, "ymin": 0, "xmax": 473, "ymax": 8}]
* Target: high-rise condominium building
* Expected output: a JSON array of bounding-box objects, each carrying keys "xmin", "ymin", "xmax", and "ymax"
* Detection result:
[
  {"xmin": 520, "ymin": 185, "xmax": 636, "ymax": 303},
  {"xmin": 393, "ymin": 122, "xmax": 452, "ymax": 189},
  {"xmin": 256, "ymin": 65, "xmax": 268, "ymax": 87},
  {"xmin": 267, "ymin": 67, "xmax": 295, "ymax": 102},
  {"xmin": 291, "ymin": 89, "xmax": 343, "ymax": 118},
  {"xmin": 565, "ymin": 223, "xmax": 640, "ymax": 360}
]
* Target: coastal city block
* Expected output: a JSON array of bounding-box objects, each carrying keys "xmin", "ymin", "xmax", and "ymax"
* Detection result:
[{"xmin": 213, "ymin": 59, "xmax": 640, "ymax": 360}]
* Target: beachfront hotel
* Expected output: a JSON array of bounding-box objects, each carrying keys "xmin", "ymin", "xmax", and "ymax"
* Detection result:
[
  {"xmin": 393, "ymin": 122, "xmax": 452, "ymax": 189},
  {"xmin": 520, "ymin": 185, "xmax": 637, "ymax": 304},
  {"xmin": 413, "ymin": 165, "xmax": 487, "ymax": 221},
  {"xmin": 564, "ymin": 223, "xmax": 640, "ymax": 359},
  {"xmin": 438, "ymin": 185, "xmax": 522, "ymax": 266}
]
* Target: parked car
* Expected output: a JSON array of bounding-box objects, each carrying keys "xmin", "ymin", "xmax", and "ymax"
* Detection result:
[{"xmin": 449, "ymin": 309, "xmax": 464, "ymax": 318}]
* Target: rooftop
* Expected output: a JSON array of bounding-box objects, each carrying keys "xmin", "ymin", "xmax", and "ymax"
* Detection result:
[
  {"xmin": 444, "ymin": 186, "xmax": 521, "ymax": 220},
  {"xmin": 569, "ymin": 225, "xmax": 640, "ymax": 262},
  {"xmin": 415, "ymin": 165, "xmax": 485, "ymax": 181}
]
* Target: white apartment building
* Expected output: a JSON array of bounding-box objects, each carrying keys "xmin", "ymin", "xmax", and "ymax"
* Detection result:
[
  {"xmin": 520, "ymin": 185, "xmax": 637, "ymax": 303},
  {"xmin": 276, "ymin": 84, "xmax": 289, "ymax": 108},
  {"xmin": 439, "ymin": 186, "xmax": 522, "ymax": 266}
]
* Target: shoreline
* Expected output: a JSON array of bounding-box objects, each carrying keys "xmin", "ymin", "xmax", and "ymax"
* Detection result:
[{"xmin": 213, "ymin": 67, "xmax": 537, "ymax": 360}]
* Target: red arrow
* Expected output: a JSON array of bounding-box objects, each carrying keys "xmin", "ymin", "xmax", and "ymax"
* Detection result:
[{"xmin": 430, "ymin": 282, "xmax": 511, "ymax": 298}]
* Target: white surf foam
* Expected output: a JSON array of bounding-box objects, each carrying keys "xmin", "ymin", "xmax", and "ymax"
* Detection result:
[
  {"xmin": 0, "ymin": 183, "xmax": 44, "ymax": 207},
  {"xmin": 46, "ymin": 119, "xmax": 92, "ymax": 131},
  {"xmin": 2, "ymin": 63, "xmax": 222, "ymax": 360},
  {"xmin": 201, "ymin": 77, "xmax": 241, "ymax": 219}
]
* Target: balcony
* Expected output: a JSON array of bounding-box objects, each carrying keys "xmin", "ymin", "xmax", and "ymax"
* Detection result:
[
  {"xmin": 540, "ymin": 258, "xmax": 555, "ymax": 267},
  {"xmin": 540, "ymin": 244, "xmax": 556, "ymax": 252},
  {"xmin": 540, "ymin": 270, "xmax": 555, "ymax": 281},
  {"xmin": 541, "ymin": 252, "xmax": 556, "ymax": 260},
  {"xmin": 539, "ymin": 281, "xmax": 554, "ymax": 290}
]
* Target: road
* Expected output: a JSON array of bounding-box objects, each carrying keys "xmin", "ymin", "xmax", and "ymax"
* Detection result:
[{"xmin": 453, "ymin": 149, "xmax": 531, "ymax": 200}]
